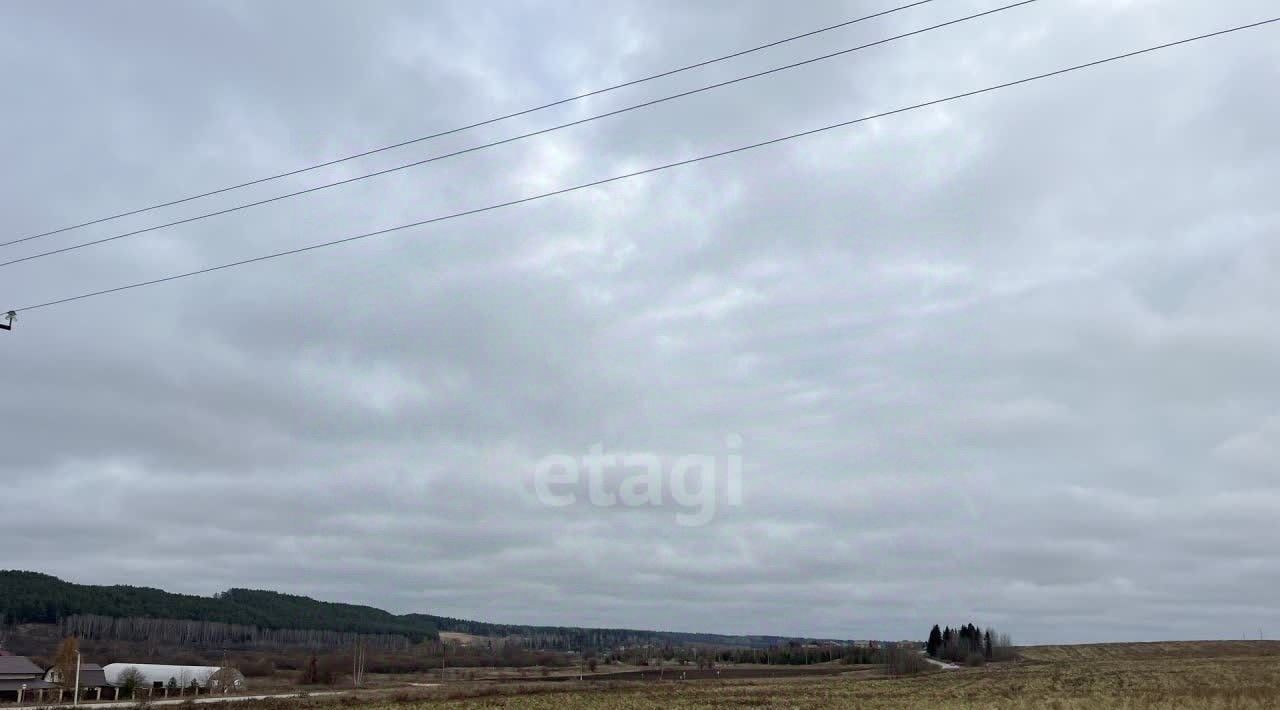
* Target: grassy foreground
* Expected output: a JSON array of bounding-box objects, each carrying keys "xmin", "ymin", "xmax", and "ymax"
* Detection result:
[{"xmin": 245, "ymin": 642, "xmax": 1280, "ymax": 709}]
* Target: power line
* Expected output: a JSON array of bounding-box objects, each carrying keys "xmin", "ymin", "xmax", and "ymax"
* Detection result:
[
  {"xmin": 1, "ymin": 0, "xmax": 941, "ymax": 249},
  {"xmin": 0, "ymin": 0, "xmax": 1039, "ymax": 270},
  {"xmin": 9, "ymin": 16, "xmax": 1277, "ymax": 315}
]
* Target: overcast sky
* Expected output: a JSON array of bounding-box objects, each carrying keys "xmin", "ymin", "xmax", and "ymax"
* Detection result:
[{"xmin": 2, "ymin": 0, "xmax": 1278, "ymax": 645}]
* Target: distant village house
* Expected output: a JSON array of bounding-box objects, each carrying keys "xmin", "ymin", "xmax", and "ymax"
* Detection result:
[
  {"xmin": 43, "ymin": 663, "xmax": 109, "ymax": 689},
  {"xmin": 0, "ymin": 656, "xmax": 55, "ymax": 701}
]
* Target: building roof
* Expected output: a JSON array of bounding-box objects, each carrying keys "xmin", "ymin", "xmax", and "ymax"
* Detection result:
[
  {"xmin": 0, "ymin": 656, "xmax": 44, "ymax": 676},
  {"xmin": 44, "ymin": 664, "xmax": 109, "ymax": 687},
  {"xmin": 77, "ymin": 669, "xmax": 109, "ymax": 688},
  {"xmin": 101, "ymin": 664, "xmax": 240, "ymax": 687}
]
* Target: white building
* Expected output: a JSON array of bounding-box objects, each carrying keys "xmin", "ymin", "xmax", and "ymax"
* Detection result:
[{"xmin": 101, "ymin": 664, "xmax": 245, "ymax": 691}]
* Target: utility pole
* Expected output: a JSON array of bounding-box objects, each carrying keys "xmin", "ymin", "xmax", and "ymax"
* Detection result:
[{"xmin": 73, "ymin": 651, "xmax": 81, "ymax": 707}]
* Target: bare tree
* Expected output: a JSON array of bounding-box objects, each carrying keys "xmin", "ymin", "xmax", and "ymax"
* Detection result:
[
  {"xmin": 52, "ymin": 636, "xmax": 80, "ymax": 686},
  {"xmin": 983, "ymin": 628, "xmax": 1017, "ymax": 662},
  {"xmin": 351, "ymin": 640, "xmax": 366, "ymax": 688},
  {"xmin": 882, "ymin": 642, "xmax": 928, "ymax": 676}
]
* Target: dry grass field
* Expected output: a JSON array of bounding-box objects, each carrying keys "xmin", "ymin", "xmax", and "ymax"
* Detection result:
[
  {"xmin": 1019, "ymin": 640, "xmax": 1280, "ymax": 662},
  {"xmin": 262, "ymin": 641, "xmax": 1280, "ymax": 709}
]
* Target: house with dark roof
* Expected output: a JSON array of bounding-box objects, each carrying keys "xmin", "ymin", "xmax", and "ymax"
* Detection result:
[
  {"xmin": 45, "ymin": 662, "xmax": 109, "ymax": 688},
  {"xmin": 0, "ymin": 656, "xmax": 55, "ymax": 699}
]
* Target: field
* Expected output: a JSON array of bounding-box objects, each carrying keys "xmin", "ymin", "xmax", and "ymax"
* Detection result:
[
  {"xmin": 241, "ymin": 641, "xmax": 1280, "ymax": 709},
  {"xmin": 436, "ymin": 633, "xmax": 488, "ymax": 647}
]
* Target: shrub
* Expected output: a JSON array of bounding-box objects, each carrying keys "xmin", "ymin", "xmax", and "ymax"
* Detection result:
[
  {"xmin": 310, "ymin": 655, "xmax": 346, "ymax": 685},
  {"xmin": 117, "ymin": 667, "xmax": 146, "ymax": 696},
  {"xmin": 883, "ymin": 643, "xmax": 929, "ymax": 676}
]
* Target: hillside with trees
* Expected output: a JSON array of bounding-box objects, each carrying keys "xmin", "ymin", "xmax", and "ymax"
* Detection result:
[
  {"xmin": 0, "ymin": 571, "xmax": 820, "ymax": 652},
  {"xmin": 0, "ymin": 571, "xmax": 439, "ymax": 642}
]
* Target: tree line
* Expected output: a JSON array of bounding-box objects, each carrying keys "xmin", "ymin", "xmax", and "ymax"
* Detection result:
[
  {"xmin": 60, "ymin": 614, "xmax": 412, "ymax": 650},
  {"xmin": 3, "ymin": 571, "xmax": 819, "ymax": 653},
  {"xmin": 0, "ymin": 571, "xmax": 439, "ymax": 641},
  {"xmin": 926, "ymin": 622, "xmax": 1015, "ymax": 664}
]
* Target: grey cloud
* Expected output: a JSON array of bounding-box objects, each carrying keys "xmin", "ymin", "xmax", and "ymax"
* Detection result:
[{"xmin": 2, "ymin": 0, "xmax": 1279, "ymax": 645}]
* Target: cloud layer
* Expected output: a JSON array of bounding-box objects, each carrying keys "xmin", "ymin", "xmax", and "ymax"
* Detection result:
[{"xmin": 2, "ymin": 0, "xmax": 1278, "ymax": 644}]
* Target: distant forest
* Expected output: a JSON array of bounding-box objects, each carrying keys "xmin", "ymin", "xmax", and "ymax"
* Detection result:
[
  {"xmin": 0, "ymin": 571, "xmax": 811, "ymax": 652},
  {"xmin": 0, "ymin": 571, "xmax": 439, "ymax": 642}
]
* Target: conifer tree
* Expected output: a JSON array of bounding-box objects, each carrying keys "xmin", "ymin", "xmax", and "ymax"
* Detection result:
[{"xmin": 926, "ymin": 625, "xmax": 943, "ymax": 657}]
